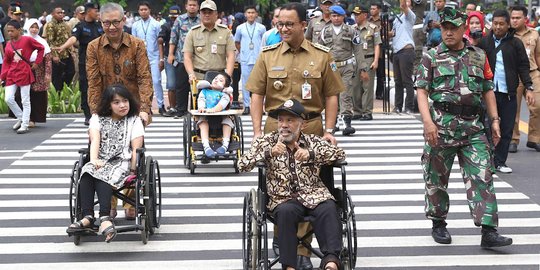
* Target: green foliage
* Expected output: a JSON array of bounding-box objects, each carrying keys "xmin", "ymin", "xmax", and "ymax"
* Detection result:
[
  {"xmin": 47, "ymin": 83, "xmax": 82, "ymax": 114},
  {"xmin": 162, "ymin": 0, "xmax": 176, "ymax": 15},
  {"xmin": 0, "ymin": 87, "xmax": 9, "ymax": 114}
]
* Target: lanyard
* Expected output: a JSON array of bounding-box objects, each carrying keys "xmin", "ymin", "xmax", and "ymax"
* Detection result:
[
  {"xmin": 246, "ymin": 22, "xmax": 256, "ymax": 43},
  {"xmin": 141, "ymin": 18, "xmax": 150, "ymax": 41}
]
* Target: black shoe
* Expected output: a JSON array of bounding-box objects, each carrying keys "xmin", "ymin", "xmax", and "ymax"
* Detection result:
[
  {"xmin": 360, "ymin": 114, "xmax": 373, "ymax": 120},
  {"xmin": 481, "ymin": 227, "xmax": 512, "ymax": 248},
  {"xmin": 392, "ymin": 107, "xmax": 402, "ymax": 114},
  {"xmin": 158, "ymin": 106, "xmax": 166, "ymax": 116},
  {"xmin": 296, "ymin": 255, "xmax": 313, "ymax": 270},
  {"xmin": 272, "ymin": 236, "xmax": 279, "ymax": 257},
  {"xmin": 376, "ymin": 95, "xmax": 383, "ymax": 100},
  {"xmin": 526, "ymin": 141, "xmax": 540, "ymax": 152},
  {"xmin": 432, "ymin": 220, "xmax": 452, "ymax": 244},
  {"xmin": 162, "ymin": 108, "xmax": 177, "ymax": 117},
  {"xmin": 84, "ymin": 119, "xmax": 90, "ymax": 126},
  {"xmin": 508, "ymin": 143, "xmax": 518, "ymax": 153},
  {"xmin": 352, "ymin": 114, "xmax": 362, "ymax": 120},
  {"xmin": 242, "ymin": 107, "xmax": 250, "ymax": 115},
  {"xmin": 173, "ymin": 110, "xmax": 187, "ymax": 119},
  {"xmin": 403, "ymin": 109, "xmax": 413, "ymax": 115}
]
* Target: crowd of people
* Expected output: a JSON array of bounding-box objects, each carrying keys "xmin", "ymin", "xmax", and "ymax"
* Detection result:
[{"xmin": 2, "ymin": 0, "xmax": 540, "ymax": 269}]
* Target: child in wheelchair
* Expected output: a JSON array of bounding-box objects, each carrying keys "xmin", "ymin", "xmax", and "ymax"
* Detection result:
[
  {"xmin": 196, "ymin": 71, "xmax": 235, "ymax": 158},
  {"xmin": 238, "ymin": 99, "xmax": 345, "ymax": 270},
  {"xmin": 66, "ymin": 84, "xmax": 144, "ymax": 243}
]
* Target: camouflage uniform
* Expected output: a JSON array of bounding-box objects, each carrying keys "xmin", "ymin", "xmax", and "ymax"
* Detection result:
[{"xmin": 415, "ymin": 40, "xmax": 499, "ymax": 227}]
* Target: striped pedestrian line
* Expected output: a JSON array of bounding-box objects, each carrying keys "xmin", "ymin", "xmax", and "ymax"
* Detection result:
[{"xmin": 0, "ymin": 115, "xmax": 538, "ymax": 270}]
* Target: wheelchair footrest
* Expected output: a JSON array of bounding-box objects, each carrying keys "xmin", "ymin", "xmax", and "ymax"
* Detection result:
[{"xmin": 192, "ymin": 142, "xmax": 240, "ymax": 153}]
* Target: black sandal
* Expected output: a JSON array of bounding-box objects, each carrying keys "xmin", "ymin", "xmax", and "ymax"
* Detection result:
[
  {"xmin": 66, "ymin": 215, "xmax": 94, "ymax": 233},
  {"xmin": 100, "ymin": 216, "xmax": 117, "ymax": 243}
]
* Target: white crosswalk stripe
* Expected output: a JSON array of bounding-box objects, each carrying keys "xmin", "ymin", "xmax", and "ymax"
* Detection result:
[{"xmin": 0, "ymin": 115, "xmax": 538, "ymax": 270}]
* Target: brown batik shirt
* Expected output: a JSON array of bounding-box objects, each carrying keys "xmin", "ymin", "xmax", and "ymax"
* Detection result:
[
  {"xmin": 238, "ymin": 131, "xmax": 346, "ymax": 211},
  {"xmin": 86, "ymin": 33, "xmax": 153, "ymax": 114}
]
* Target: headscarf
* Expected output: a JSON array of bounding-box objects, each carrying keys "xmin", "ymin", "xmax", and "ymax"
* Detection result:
[
  {"xmin": 464, "ymin": 11, "xmax": 485, "ymax": 40},
  {"xmin": 23, "ymin": 18, "xmax": 51, "ymax": 61}
]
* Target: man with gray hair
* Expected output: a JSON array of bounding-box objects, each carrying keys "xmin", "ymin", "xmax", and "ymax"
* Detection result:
[{"xmin": 85, "ymin": 2, "xmax": 153, "ymax": 220}]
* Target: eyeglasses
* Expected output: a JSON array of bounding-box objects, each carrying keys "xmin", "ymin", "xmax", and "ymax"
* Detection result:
[
  {"xmin": 276, "ymin": 21, "xmax": 299, "ymax": 30},
  {"xmin": 102, "ymin": 20, "xmax": 122, "ymax": 28}
]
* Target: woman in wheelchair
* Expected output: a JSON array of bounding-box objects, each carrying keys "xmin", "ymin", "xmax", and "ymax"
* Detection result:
[
  {"xmin": 196, "ymin": 71, "xmax": 234, "ymax": 158},
  {"xmin": 238, "ymin": 99, "xmax": 345, "ymax": 270},
  {"xmin": 66, "ymin": 84, "xmax": 144, "ymax": 242}
]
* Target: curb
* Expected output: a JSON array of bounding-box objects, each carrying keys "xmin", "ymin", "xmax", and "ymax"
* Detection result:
[{"xmin": 0, "ymin": 113, "xmax": 84, "ymax": 119}]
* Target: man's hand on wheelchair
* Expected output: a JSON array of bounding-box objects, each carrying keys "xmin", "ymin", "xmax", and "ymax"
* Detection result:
[{"xmin": 90, "ymin": 159, "xmax": 105, "ymax": 169}]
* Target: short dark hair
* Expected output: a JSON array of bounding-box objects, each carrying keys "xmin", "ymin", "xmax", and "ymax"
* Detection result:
[
  {"xmin": 137, "ymin": 1, "xmax": 151, "ymax": 10},
  {"xmin": 281, "ymin": 3, "xmax": 307, "ymax": 22},
  {"xmin": 219, "ymin": 72, "xmax": 232, "ymax": 88},
  {"xmin": 244, "ymin": 5, "xmax": 257, "ymax": 13},
  {"xmin": 493, "ymin": 9, "xmax": 510, "ymax": 24},
  {"xmin": 509, "ymin": 5, "xmax": 528, "ymax": 17},
  {"xmin": 97, "ymin": 84, "xmax": 140, "ymax": 118},
  {"xmin": 370, "ymin": 3, "xmax": 382, "ymax": 9},
  {"xmin": 6, "ymin": 19, "xmax": 21, "ymax": 29}
]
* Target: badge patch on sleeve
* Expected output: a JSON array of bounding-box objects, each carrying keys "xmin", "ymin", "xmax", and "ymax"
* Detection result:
[{"xmin": 330, "ymin": 61, "xmax": 337, "ymax": 72}]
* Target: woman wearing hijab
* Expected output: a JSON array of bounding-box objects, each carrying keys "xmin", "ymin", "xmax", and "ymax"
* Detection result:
[
  {"xmin": 464, "ymin": 11, "xmax": 485, "ymax": 45},
  {"xmin": 24, "ymin": 18, "xmax": 52, "ymax": 127},
  {"xmin": 1, "ymin": 20, "xmax": 45, "ymax": 134}
]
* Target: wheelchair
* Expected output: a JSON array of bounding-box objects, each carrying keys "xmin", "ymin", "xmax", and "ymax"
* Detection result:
[
  {"xmin": 182, "ymin": 71, "xmax": 245, "ymax": 174},
  {"xmin": 68, "ymin": 147, "xmax": 162, "ymax": 245},
  {"xmin": 242, "ymin": 161, "xmax": 357, "ymax": 270}
]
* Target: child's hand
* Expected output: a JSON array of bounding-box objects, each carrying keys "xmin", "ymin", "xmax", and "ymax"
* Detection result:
[
  {"xmin": 198, "ymin": 108, "xmax": 206, "ymax": 113},
  {"xmin": 223, "ymin": 86, "xmax": 233, "ymax": 94},
  {"xmin": 91, "ymin": 159, "xmax": 105, "ymax": 169},
  {"xmin": 196, "ymin": 80, "xmax": 211, "ymax": 90},
  {"xmin": 206, "ymin": 108, "xmax": 216, "ymax": 113}
]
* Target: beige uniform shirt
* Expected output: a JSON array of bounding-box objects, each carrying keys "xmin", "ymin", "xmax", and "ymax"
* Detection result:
[
  {"xmin": 305, "ymin": 15, "xmax": 331, "ymax": 44},
  {"xmin": 356, "ymin": 22, "xmax": 382, "ymax": 64},
  {"xmin": 183, "ymin": 24, "xmax": 236, "ymax": 71},
  {"xmin": 246, "ymin": 39, "xmax": 345, "ymax": 135},
  {"xmin": 514, "ymin": 27, "xmax": 540, "ymax": 71}
]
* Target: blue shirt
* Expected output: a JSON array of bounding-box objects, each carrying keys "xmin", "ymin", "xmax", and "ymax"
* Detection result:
[
  {"xmin": 493, "ymin": 35, "xmax": 508, "ymax": 93},
  {"xmin": 170, "ymin": 13, "xmax": 201, "ymax": 63},
  {"xmin": 0, "ymin": 30, "xmax": 4, "ymax": 64},
  {"xmin": 131, "ymin": 17, "xmax": 162, "ymax": 60},
  {"xmin": 234, "ymin": 21, "xmax": 266, "ymax": 65},
  {"xmin": 261, "ymin": 28, "xmax": 281, "ymax": 47},
  {"xmin": 392, "ymin": 9, "xmax": 416, "ymax": 52}
]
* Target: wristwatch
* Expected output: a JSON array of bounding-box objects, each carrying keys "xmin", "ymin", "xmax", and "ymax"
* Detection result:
[
  {"xmin": 325, "ymin": 128, "xmax": 335, "ymax": 135},
  {"xmin": 526, "ymin": 85, "xmax": 534, "ymax": 91}
]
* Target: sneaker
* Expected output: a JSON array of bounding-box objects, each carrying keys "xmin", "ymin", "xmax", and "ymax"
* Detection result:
[
  {"xmin": 204, "ymin": 147, "xmax": 216, "ymax": 158},
  {"xmin": 496, "ymin": 165, "xmax": 513, "ymax": 174},
  {"xmin": 173, "ymin": 110, "xmax": 187, "ymax": 119},
  {"xmin": 216, "ymin": 145, "xmax": 228, "ymax": 155},
  {"xmin": 392, "ymin": 107, "xmax": 402, "ymax": 114},
  {"xmin": 508, "ymin": 143, "xmax": 518, "ymax": 153},
  {"xmin": 12, "ymin": 120, "xmax": 22, "ymax": 130},
  {"xmin": 403, "ymin": 109, "xmax": 413, "ymax": 115},
  {"xmin": 17, "ymin": 126, "xmax": 29, "ymax": 134},
  {"xmin": 158, "ymin": 106, "xmax": 166, "ymax": 116}
]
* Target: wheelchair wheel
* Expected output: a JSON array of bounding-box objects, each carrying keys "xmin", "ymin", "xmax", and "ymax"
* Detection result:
[
  {"xmin": 341, "ymin": 192, "xmax": 357, "ymax": 270},
  {"xmin": 234, "ymin": 115, "xmax": 244, "ymax": 155},
  {"xmin": 234, "ymin": 160, "xmax": 240, "ymax": 174},
  {"xmin": 140, "ymin": 215, "xmax": 149, "ymax": 244},
  {"xmin": 153, "ymin": 159, "xmax": 162, "ymax": 228},
  {"xmin": 69, "ymin": 158, "xmax": 84, "ymax": 245},
  {"xmin": 242, "ymin": 189, "xmax": 260, "ymax": 270},
  {"xmin": 144, "ymin": 156, "xmax": 155, "ymax": 235},
  {"xmin": 183, "ymin": 115, "xmax": 188, "ymax": 166}
]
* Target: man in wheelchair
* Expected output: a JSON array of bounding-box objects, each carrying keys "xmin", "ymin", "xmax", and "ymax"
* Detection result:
[
  {"xmin": 196, "ymin": 71, "xmax": 234, "ymax": 157},
  {"xmin": 238, "ymin": 99, "xmax": 345, "ymax": 270}
]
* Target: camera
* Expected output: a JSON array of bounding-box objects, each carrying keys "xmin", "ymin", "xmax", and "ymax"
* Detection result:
[{"xmin": 470, "ymin": 30, "xmax": 483, "ymax": 39}]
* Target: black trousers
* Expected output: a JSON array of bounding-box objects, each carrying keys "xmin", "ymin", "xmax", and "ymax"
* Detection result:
[
  {"xmin": 375, "ymin": 57, "xmax": 385, "ymax": 98},
  {"xmin": 232, "ymin": 63, "xmax": 241, "ymax": 102},
  {"xmin": 79, "ymin": 64, "xmax": 91, "ymax": 120},
  {"xmin": 175, "ymin": 63, "xmax": 190, "ymax": 113},
  {"xmin": 52, "ymin": 55, "xmax": 75, "ymax": 92},
  {"xmin": 392, "ymin": 47, "xmax": 416, "ymax": 111},
  {"xmin": 494, "ymin": 92, "xmax": 517, "ymax": 167},
  {"xmin": 273, "ymin": 199, "xmax": 342, "ymax": 269},
  {"xmin": 80, "ymin": 173, "xmax": 113, "ymax": 217}
]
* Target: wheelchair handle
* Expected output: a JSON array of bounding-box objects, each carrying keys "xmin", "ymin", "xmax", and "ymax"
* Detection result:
[
  {"xmin": 332, "ymin": 160, "xmax": 347, "ymax": 167},
  {"xmin": 256, "ymin": 161, "xmax": 267, "ymax": 168},
  {"xmin": 78, "ymin": 148, "xmax": 89, "ymax": 154}
]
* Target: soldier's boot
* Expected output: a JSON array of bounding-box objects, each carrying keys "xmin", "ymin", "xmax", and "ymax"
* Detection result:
[
  {"xmin": 432, "ymin": 220, "xmax": 452, "ymax": 244},
  {"xmin": 342, "ymin": 115, "xmax": 355, "ymax": 136},
  {"xmin": 481, "ymin": 226, "xmax": 512, "ymax": 248}
]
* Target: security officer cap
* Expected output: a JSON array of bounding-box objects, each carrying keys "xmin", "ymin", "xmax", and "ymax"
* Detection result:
[
  {"xmin": 352, "ymin": 6, "xmax": 368, "ymax": 14},
  {"xmin": 439, "ymin": 7, "xmax": 467, "ymax": 27},
  {"xmin": 268, "ymin": 99, "xmax": 306, "ymax": 120},
  {"xmin": 321, "ymin": 0, "xmax": 334, "ymax": 4},
  {"xmin": 169, "ymin": 5, "xmax": 181, "ymax": 17},
  {"xmin": 200, "ymin": 0, "xmax": 217, "ymax": 11},
  {"xmin": 329, "ymin": 5, "xmax": 346, "ymax": 16}
]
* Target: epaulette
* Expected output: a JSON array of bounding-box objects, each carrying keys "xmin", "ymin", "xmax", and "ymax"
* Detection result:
[
  {"xmin": 368, "ymin": 22, "xmax": 378, "ymax": 29},
  {"xmin": 262, "ymin": 42, "xmax": 281, "ymax": 52},
  {"xmin": 312, "ymin": 42, "xmax": 331, "ymax": 52},
  {"xmin": 217, "ymin": 23, "xmax": 228, "ymax": 28},
  {"xmin": 191, "ymin": 24, "xmax": 202, "ymax": 30}
]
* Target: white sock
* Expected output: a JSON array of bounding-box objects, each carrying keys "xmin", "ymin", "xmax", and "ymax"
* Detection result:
[
  {"xmin": 202, "ymin": 140, "xmax": 210, "ymax": 149},
  {"xmin": 222, "ymin": 138, "xmax": 230, "ymax": 149}
]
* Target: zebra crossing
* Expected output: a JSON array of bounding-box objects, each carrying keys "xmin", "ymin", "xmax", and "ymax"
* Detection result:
[{"xmin": 0, "ymin": 115, "xmax": 539, "ymax": 269}]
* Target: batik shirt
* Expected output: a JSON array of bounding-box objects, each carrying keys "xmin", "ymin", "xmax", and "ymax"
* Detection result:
[
  {"xmin": 415, "ymin": 40, "xmax": 495, "ymax": 139},
  {"xmin": 44, "ymin": 19, "xmax": 71, "ymax": 59},
  {"xmin": 238, "ymin": 131, "xmax": 346, "ymax": 211},
  {"xmin": 169, "ymin": 13, "xmax": 200, "ymax": 63}
]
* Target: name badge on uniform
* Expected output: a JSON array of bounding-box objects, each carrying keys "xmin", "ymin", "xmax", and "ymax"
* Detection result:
[
  {"xmin": 249, "ymin": 42, "xmax": 254, "ymax": 50},
  {"xmin": 363, "ymin": 42, "xmax": 368, "ymax": 50},
  {"xmin": 211, "ymin": 43, "xmax": 218, "ymax": 54},
  {"xmin": 302, "ymin": 82, "xmax": 312, "ymax": 100},
  {"xmin": 144, "ymin": 40, "xmax": 147, "ymax": 46}
]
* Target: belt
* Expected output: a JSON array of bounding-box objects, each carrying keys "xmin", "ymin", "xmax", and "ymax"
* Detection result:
[
  {"xmin": 193, "ymin": 68, "xmax": 208, "ymax": 74},
  {"xmin": 396, "ymin": 44, "xmax": 414, "ymax": 53},
  {"xmin": 335, "ymin": 57, "xmax": 356, "ymax": 68},
  {"xmin": 268, "ymin": 112, "xmax": 321, "ymax": 120},
  {"xmin": 432, "ymin": 102, "xmax": 481, "ymax": 118},
  {"xmin": 365, "ymin": 54, "xmax": 374, "ymax": 58}
]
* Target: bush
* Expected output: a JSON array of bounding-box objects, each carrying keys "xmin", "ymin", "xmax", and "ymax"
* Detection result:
[{"xmin": 0, "ymin": 83, "xmax": 82, "ymax": 115}]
